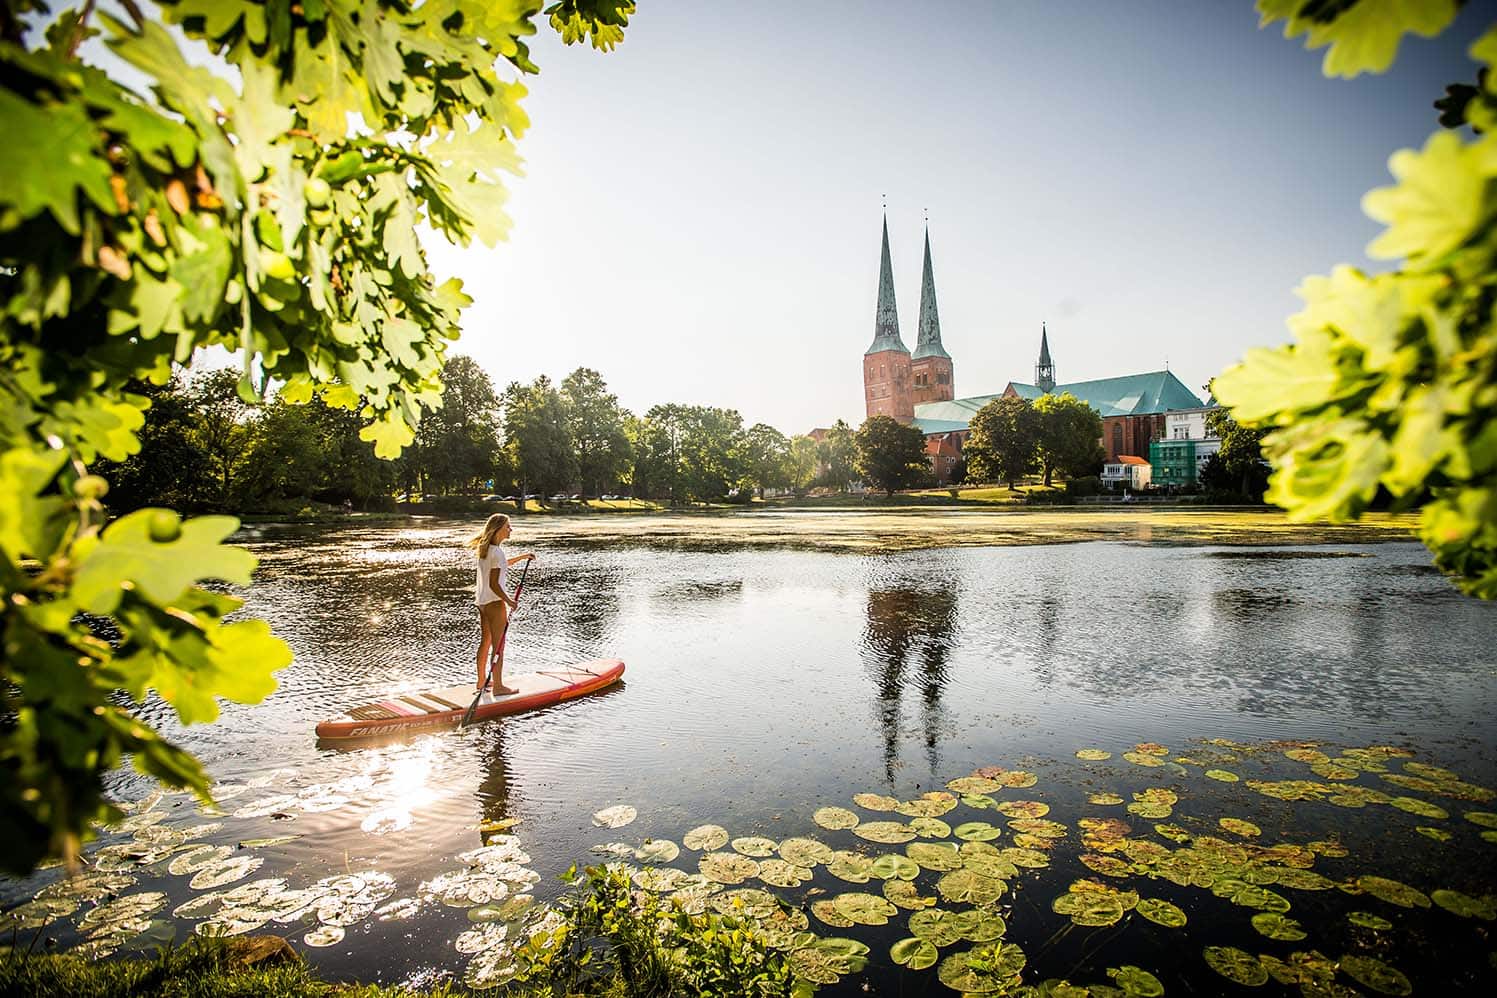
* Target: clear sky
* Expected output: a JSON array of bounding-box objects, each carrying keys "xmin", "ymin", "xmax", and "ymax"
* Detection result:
[{"xmin": 424, "ymin": 1, "xmax": 1486, "ymax": 434}]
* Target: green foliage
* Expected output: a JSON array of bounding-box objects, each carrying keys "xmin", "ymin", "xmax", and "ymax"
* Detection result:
[
  {"xmin": 964, "ymin": 396, "xmax": 1040, "ymax": 488},
  {"xmin": 816, "ymin": 420, "xmax": 857, "ymax": 493},
  {"xmin": 512, "ymin": 864, "xmax": 807, "ymax": 998},
  {"xmin": 741, "ymin": 422, "xmax": 790, "ymax": 498},
  {"xmin": 504, "ymin": 375, "xmax": 577, "ymax": 500},
  {"xmin": 631, "ymin": 403, "xmax": 748, "ymax": 503},
  {"xmin": 1033, "ymin": 392, "xmax": 1104, "ymax": 487},
  {"xmin": 1199, "ymin": 408, "xmax": 1270, "ymax": 502},
  {"xmin": 562, "ymin": 367, "xmax": 631, "ymax": 498},
  {"xmin": 1256, "ymin": 0, "xmax": 1460, "ymax": 79},
  {"xmin": 787, "ymin": 435, "xmax": 819, "ymax": 493},
  {"xmin": 0, "ymin": 0, "xmax": 631, "ymax": 873},
  {"xmin": 403, "ymin": 355, "xmax": 504, "ymax": 496},
  {"xmin": 1215, "ymin": 16, "xmax": 1497, "ymax": 598},
  {"xmin": 854, "ymin": 416, "xmax": 928, "ymax": 495}
]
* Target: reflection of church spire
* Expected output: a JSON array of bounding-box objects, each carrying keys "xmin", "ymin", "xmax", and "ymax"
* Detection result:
[
  {"xmin": 866, "ymin": 215, "xmax": 908, "ymax": 355},
  {"xmin": 912, "ymin": 228, "xmax": 949, "ymax": 361},
  {"xmin": 1036, "ymin": 323, "xmax": 1056, "ymax": 394}
]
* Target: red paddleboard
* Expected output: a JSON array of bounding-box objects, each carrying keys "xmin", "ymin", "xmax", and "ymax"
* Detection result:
[{"xmin": 314, "ymin": 659, "xmax": 624, "ymax": 742}]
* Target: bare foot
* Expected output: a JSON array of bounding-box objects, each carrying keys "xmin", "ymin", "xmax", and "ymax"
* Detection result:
[{"xmin": 492, "ymin": 684, "xmax": 518, "ymax": 696}]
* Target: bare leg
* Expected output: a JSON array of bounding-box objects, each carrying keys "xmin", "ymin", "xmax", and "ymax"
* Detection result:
[
  {"xmin": 476, "ymin": 607, "xmax": 495, "ymax": 690},
  {"xmin": 484, "ymin": 600, "xmax": 518, "ymax": 695}
]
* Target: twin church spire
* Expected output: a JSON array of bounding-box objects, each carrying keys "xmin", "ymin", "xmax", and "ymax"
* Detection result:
[{"xmin": 862, "ymin": 215, "xmax": 954, "ymax": 420}]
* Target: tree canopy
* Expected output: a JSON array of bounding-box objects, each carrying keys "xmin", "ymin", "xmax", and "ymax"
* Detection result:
[
  {"xmin": 1215, "ymin": 2, "xmax": 1496, "ymax": 598},
  {"xmin": 855, "ymin": 416, "xmax": 929, "ymax": 495},
  {"xmin": 1033, "ymin": 392, "xmax": 1104, "ymax": 488},
  {"xmin": 964, "ymin": 396, "xmax": 1040, "ymax": 488}
]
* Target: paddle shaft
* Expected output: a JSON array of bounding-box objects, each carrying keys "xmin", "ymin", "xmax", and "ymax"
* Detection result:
[{"xmin": 462, "ymin": 557, "xmax": 531, "ymax": 729}]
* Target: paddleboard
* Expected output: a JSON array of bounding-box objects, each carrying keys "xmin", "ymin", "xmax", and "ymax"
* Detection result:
[{"xmin": 314, "ymin": 658, "xmax": 624, "ymax": 742}]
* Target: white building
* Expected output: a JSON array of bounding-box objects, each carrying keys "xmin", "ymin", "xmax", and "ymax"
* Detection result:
[{"xmin": 1101, "ymin": 455, "xmax": 1152, "ymax": 490}]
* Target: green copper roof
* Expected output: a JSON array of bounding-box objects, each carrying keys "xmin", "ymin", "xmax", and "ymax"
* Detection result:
[
  {"xmin": 865, "ymin": 215, "xmax": 908, "ymax": 356},
  {"xmin": 912, "ymin": 417, "xmax": 970, "ymax": 435},
  {"xmin": 911, "ymin": 227, "xmax": 950, "ymax": 361},
  {"xmin": 1006, "ymin": 369, "xmax": 1204, "ymax": 417}
]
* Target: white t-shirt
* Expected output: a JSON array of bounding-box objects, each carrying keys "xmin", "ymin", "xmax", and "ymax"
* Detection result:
[{"xmin": 475, "ymin": 544, "xmax": 509, "ymax": 606}]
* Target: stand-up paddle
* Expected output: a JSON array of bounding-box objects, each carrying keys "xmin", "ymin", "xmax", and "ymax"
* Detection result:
[{"xmin": 460, "ymin": 557, "xmax": 530, "ymax": 729}]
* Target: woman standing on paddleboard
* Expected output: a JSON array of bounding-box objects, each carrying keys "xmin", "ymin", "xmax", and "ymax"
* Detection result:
[{"xmin": 469, "ymin": 513, "xmax": 535, "ymax": 695}]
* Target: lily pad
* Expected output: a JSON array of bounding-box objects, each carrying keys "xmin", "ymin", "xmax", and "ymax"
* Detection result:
[
  {"xmin": 303, "ymin": 925, "xmax": 345, "ymax": 947},
  {"xmin": 936, "ymin": 941, "xmax": 1025, "ymax": 993},
  {"xmin": 852, "ymin": 821, "xmax": 917, "ymax": 844},
  {"xmin": 1123, "ymin": 751, "xmax": 1165, "ymax": 768},
  {"xmin": 1108, "ymin": 965, "xmax": 1164, "ymax": 997},
  {"xmin": 831, "ymin": 891, "xmax": 897, "ymax": 926},
  {"xmin": 891, "ymin": 936, "xmax": 939, "ymax": 971},
  {"xmin": 190, "ymin": 856, "xmax": 263, "ymax": 890},
  {"xmin": 852, "ymin": 792, "xmax": 900, "ymax": 811},
  {"xmin": 1464, "ymin": 811, "xmax": 1497, "ymax": 828},
  {"xmin": 909, "ymin": 908, "xmax": 968, "ymax": 947},
  {"xmin": 1002, "ymin": 846, "xmax": 1051, "ymax": 869},
  {"xmin": 826, "ymin": 850, "xmax": 875, "ymax": 883},
  {"xmin": 730, "ymin": 836, "xmax": 778, "ymax": 857},
  {"xmin": 883, "ymin": 878, "xmax": 937, "ymax": 910},
  {"xmin": 947, "ymin": 776, "xmax": 1002, "ymax": 794},
  {"xmin": 1390, "ymin": 796, "xmax": 1448, "ymax": 819},
  {"xmin": 632, "ymin": 866, "xmax": 688, "ymax": 892},
  {"xmin": 1356, "ymin": 875, "xmax": 1431, "ymax": 909},
  {"xmin": 699, "ymin": 852, "xmax": 758, "ymax": 885},
  {"xmin": 635, "ymin": 839, "xmax": 680, "ymax": 863},
  {"xmin": 995, "ymin": 800, "xmax": 1050, "ymax": 819},
  {"xmin": 910, "ymin": 817, "xmax": 952, "ymax": 838},
  {"xmin": 1076, "ymin": 749, "xmax": 1112, "ymax": 761},
  {"xmin": 1008, "ymin": 818, "xmax": 1067, "ymax": 839},
  {"xmin": 787, "ymin": 937, "xmax": 869, "ymax": 985},
  {"xmin": 810, "ymin": 899, "xmax": 854, "ymax": 928},
  {"xmin": 168, "ymin": 845, "xmax": 232, "ymax": 876},
  {"xmin": 1088, "ymin": 792, "xmax": 1125, "ymax": 806},
  {"xmin": 1251, "ymin": 912, "xmax": 1306, "ymax": 940},
  {"xmin": 1284, "ymin": 748, "xmax": 1330, "ymax": 764},
  {"xmin": 683, "ymin": 824, "xmax": 729, "ymax": 851},
  {"xmin": 936, "ymin": 869, "xmax": 1007, "ymax": 905},
  {"xmin": 953, "ymin": 821, "xmax": 1002, "ymax": 842},
  {"xmin": 1431, "ymin": 888, "xmax": 1496, "ymax": 920},
  {"xmin": 870, "ymin": 854, "xmax": 920, "ymax": 881},
  {"xmin": 907, "ymin": 842, "xmax": 965, "ymax": 871},
  {"xmin": 756, "ymin": 859, "xmax": 813, "ymax": 888},
  {"xmin": 1052, "ymin": 891, "xmax": 1124, "ymax": 926},
  {"xmin": 779, "ymin": 837, "xmax": 834, "ymax": 867},
  {"xmin": 1415, "ymin": 825, "xmax": 1452, "ymax": 842},
  {"xmin": 962, "ymin": 852, "xmax": 1019, "ymax": 879},
  {"xmin": 455, "ymin": 923, "xmax": 507, "ymax": 954},
  {"xmin": 1219, "ymin": 818, "xmax": 1261, "ymax": 838},
  {"xmin": 1202, "ymin": 945, "xmax": 1268, "ymax": 986},
  {"xmin": 1204, "ymin": 769, "xmax": 1240, "ymax": 782},
  {"xmin": 1339, "ymin": 954, "xmax": 1412, "ymax": 995},
  {"xmin": 1127, "ymin": 802, "xmax": 1172, "ymax": 819},
  {"xmin": 1348, "ymin": 910, "xmax": 1393, "ymax": 930},
  {"xmin": 992, "ymin": 770, "xmax": 1038, "ymax": 789},
  {"xmin": 1136, "ymin": 898, "xmax": 1186, "ymax": 927},
  {"xmin": 896, "ymin": 792, "xmax": 958, "ymax": 818},
  {"xmin": 592, "ymin": 805, "xmax": 637, "ymax": 829},
  {"xmin": 951, "ymin": 908, "xmax": 1007, "ymax": 942}
]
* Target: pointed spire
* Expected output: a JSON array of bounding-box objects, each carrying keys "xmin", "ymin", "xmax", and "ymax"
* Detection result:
[
  {"xmin": 865, "ymin": 214, "xmax": 908, "ymax": 356},
  {"xmin": 1036, "ymin": 322, "xmax": 1056, "ymax": 393},
  {"xmin": 911, "ymin": 226, "xmax": 950, "ymax": 361}
]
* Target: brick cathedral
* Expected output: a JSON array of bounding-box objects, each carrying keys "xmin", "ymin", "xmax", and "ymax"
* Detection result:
[{"xmin": 860, "ymin": 215, "xmax": 1204, "ymax": 480}]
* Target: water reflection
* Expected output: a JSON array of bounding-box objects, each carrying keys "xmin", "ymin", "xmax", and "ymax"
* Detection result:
[{"xmin": 862, "ymin": 585, "xmax": 957, "ymax": 784}]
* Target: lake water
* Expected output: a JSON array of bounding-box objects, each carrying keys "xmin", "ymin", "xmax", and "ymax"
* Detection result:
[{"xmin": 5, "ymin": 511, "xmax": 1496, "ymax": 994}]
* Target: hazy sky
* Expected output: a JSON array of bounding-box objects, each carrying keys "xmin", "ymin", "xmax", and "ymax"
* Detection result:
[{"xmin": 426, "ymin": 2, "xmax": 1485, "ymax": 434}]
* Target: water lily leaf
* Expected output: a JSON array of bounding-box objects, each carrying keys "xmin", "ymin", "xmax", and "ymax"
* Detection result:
[
  {"xmin": 953, "ymin": 821, "xmax": 1001, "ymax": 842},
  {"xmin": 826, "ymin": 850, "xmax": 874, "ymax": 883},
  {"xmin": 853, "ymin": 821, "xmax": 917, "ymax": 844},
  {"xmin": 963, "ymin": 852, "xmax": 1019, "ymax": 879},
  {"xmin": 1431, "ymin": 888, "xmax": 1496, "ymax": 919},
  {"xmin": 1356, "ymin": 875, "xmax": 1431, "ymax": 908},
  {"xmin": 1133, "ymin": 743, "xmax": 1169, "ymax": 757},
  {"xmin": 635, "ymin": 839, "xmax": 680, "ymax": 863},
  {"xmin": 882, "ymin": 878, "xmax": 937, "ymax": 910},
  {"xmin": 1052, "ymin": 890, "xmax": 1124, "ymax": 926},
  {"xmin": 303, "ymin": 924, "xmax": 344, "ymax": 947},
  {"xmin": 731, "ymin": 836, "xmax": 778, "ymax": 857},
  {"xmin": 810, "ymin": 899, "xmax": 854, "ymax": 928},
  {"xmin": 1076, "ymin": 749, "xmax": 1112, "ymax": 761},
  {"xmin": 377, "ymin": 898, "xmax": 421, "ymax": 920},
  {"xmin": 995, "ymin": 800, "xmax": 1050, "ymax": 819},
  {"xmin": 1008, "ymin": 818, "xmax": 1067, "ymax": 839},
  {"xmin": 950, "ymin": 908, "xmax": 1007, "ymax": 942},
  {"xmin": 1348, "ymin": 910, "xmax": 1393, "ymax": 930},
  {"xmin": 698, "ymin": 852, "xmax": 758, "ymax": 885},
  {"xmin": 1219, "ymin": 818, "xmax": 1261, "ymax": 838},
  {"xmin": 1251, "ymin": 912, "xmax": 1307, "ymax": 940},
  {"xmin": 168, "ymin": 845, "xmax": 231, "ymax": 876},
  {"xmin": 853, "ymin": 792, "xmax": 901, "ymax": 811},
  {"xmin": 831, "ymin": 891, "xmax": 897, "ymax": 926},
  {"xmin": 813, "ymin": 807, "xmax": 859, "ymax": 830},
  {"xmin": 591, "ymin": 805, "xmax": 637, "ymax": 829},
  {"xmin": 961, "ymin": 793, "xmax": 998, "ymax": 810},
  {"xmin": 1002, "ymin": 846, "xmax": 1050, "ymax": 869},
  {"xmin": 787, "ymin": 937, "xmax": 869, "ymax": 984},
  {"xmin": 683, "ymin": 824, "xmax": 729, "ymax": 851},
  {"xmin": 1205, "ymin": 769, "xmax": 1240, "ymax": 782},
  {"xmin": 1088, "ymin": 792, "xmax": 1125, "ymax": 805},
  {"xmin": 1108, "ymin": 965, "xmax": 1164, "ymax": 997},
  {"xmin": 1285, "ymin": 748, "xmax": 1330, "ymax": 764},
  {"xmin": 907, "ymin": 842, "xmax": 965, "ymax": 871},
  {"xmin": 1273, "ymin": 868, "xmax": 1337, "ymax": 891},
  {"xmin": 992, "ymin": 771, "xmax": 1038, "ymax": 789},
  {"xmin": 1340, "ymin": 954, "xmax": 1412, "ymax": 995},
  {"xmin": 936, "ymin": 941, "xmax": 1025, "ymax": 993},
  {"xmin": 1127, "ymin": 802, "xmax": 1172, "ymax": 819},
  {"xmin": 1415, "ymin": 826, "xmax": 1452, "ymax": 842},
  {"xmin": 1464, "ymin": 811, "xmax": 1497, "ymax": 828},
  {"xmin": 909, "ymin": 908, "xmax": 967, "ymax": 946},
  {"xmin": 1202, "ymin": 945, "xmax": 1268, "ymax": 986},
  {"xmin": 910, "ymin": 817, "xmax": 952, "ymax": 838},
  {"xmin": 632, "ymin": 866, "xmax": 688, "ymax": 892},
  {"xmin": 1311, "ymin": 762, "xmax": 1358, "ymax": 780},
  {"xmin": 896, "ymin": 792, "xmax": 958, "ymax": 818},
  {"xmin": 870, "ymin": 854, "xmax": 920, "ymax": 881},
  {"xmin": 1390, "ymin": 796, "xmax": 1448, "ymax": 819},
  {"xmin": 711, "ymin": 888, "xmax": 779, "ymax": 920},
  {"xmin": 190, "ymin": 856, "xmax": 263, "ymax": 890},
  {"xmin": 891, "ymin": 936, "xmax": 939, "ymax": 970},
  {"xmin": 1122, "ymin": 752, "xmax": 1165, "ymax": 768},
  {"xmin": 936, "ymin": 869, "xmax": 1007, "ymax": 905},
  {"xmin": 756, "ymin": 859, "xmax": 813, "ymax": 888},
  {"xmin": 592, "ymin": 841, "xmax": 635, "ymax": 859},
  {"xmin": 779, "ymin": 837, "xmax": 834, "ymax": 867},
  {"xmin": 947, "ymin": 776, "xmax": 1002, "ymax": 794},
  {"xmin": 1136, "ymin": 897, "xmax": 1187, "ymax": 927}
]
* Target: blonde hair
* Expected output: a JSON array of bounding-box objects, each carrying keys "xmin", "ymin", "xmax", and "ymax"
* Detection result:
[{"xmin": 468, "ymin": 513, "xmax": 510, "ymax": 559}]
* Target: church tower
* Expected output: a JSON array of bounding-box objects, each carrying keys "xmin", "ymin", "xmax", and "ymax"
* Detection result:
[
  {"xmin": 1035, "ymin": 323, "xmax": 1056, "ymax": 394},
  {"xmin": 910, "ymin": 226, "xmax": 954, "ymax": 404},
  {"xmin": 863, "ymin": 215, "xmax": 914, "ymax": 423}
]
